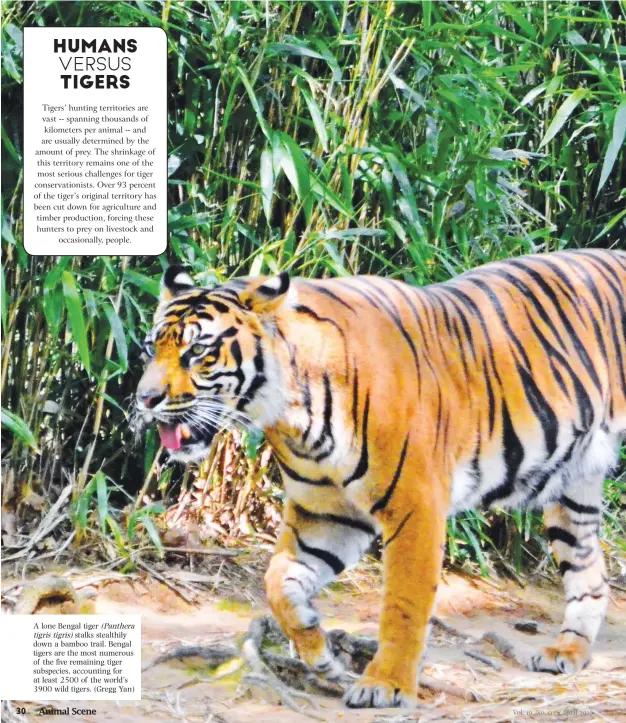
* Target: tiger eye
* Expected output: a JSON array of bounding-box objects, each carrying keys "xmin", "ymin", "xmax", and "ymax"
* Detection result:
[
  {"xmin": 142, "ymin": 341, "xmax": 155, "ymax": 359},
  {"xmin": 191, "ymin": 343, "xmax": 206, "ymax": 356}
]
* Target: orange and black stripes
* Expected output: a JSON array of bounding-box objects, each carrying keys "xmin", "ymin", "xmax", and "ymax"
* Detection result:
[{"xmin": 139, "ymin": 249, "xmax": 625, "ymax": 708}]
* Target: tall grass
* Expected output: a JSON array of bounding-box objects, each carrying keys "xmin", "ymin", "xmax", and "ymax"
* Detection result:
[{"xmin": 2, "ymin": 1, "xmax": 625, "ymax": 571}]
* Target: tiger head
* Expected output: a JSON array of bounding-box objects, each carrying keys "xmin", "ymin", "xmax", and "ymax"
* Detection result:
[{"xmin": 135, "ymin": 266, "xmax": 291, "ymax": 462}]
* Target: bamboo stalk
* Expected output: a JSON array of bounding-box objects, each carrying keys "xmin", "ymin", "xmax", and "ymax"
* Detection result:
[{"xmin": 75, "ymin": 256, "xmax": 129, "ymax": 500}]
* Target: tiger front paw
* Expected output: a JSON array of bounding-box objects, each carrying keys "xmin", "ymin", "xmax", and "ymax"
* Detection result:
[{"xmin": 343, "ymin": 675, "xmax": 417, "ymax": 709}]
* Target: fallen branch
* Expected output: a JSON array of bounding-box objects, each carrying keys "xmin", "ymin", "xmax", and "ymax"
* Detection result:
[
  {"xmin": 327, "ymin": 628, "xmax": 378, "ymax": 675},
  {"xmin": 241, "ymin": 672, "xmax": 325, "ymax": 719},
  {"xmin": 464, "ymin": 650, "xmax": 503, "ymax": 671},
  {"xmin": 146, "ymin": 614, "xmax": 478, "ymax": 708},
  {"xmin": 136, "ymin": 560, "xmax": 197, "ymax": 605},
  {"xmin": 482, "ymin": 631, "xmax": 525, "ymax": 665},
  {"xmin": 143, "ymin": 644, "xmax": 239, "ymax": 672},
  {"xmin": 262, "ymin": 651, "xmax": 346, "ymax": 697},
  {"xmin": 431, "ymin": 615, "xmax": 474, "ymax": 640},
  {"xmin": 176, "ymin": 657, "xmax": 244, "ymax": 691},
  {"xmin": 163, "ymin": 546, "xmax": 244, "ymax": 558},
  {"xmin": 421, "ymin": 674, "xmax": 479, "ymax": 701},
  {"xmin": 2, "ymin": 485, "xmax": 72, "ymax": 562},
  {"xmin": 242, "ymin": 618, "xmax": 325, "ymax": 720}
]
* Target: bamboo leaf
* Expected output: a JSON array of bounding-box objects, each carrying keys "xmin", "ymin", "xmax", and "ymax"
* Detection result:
[
  {"xmin": 385, "ymin": 152, "xmax": 427, "ymax": 240},
  {"xmin": 1, "ymin": 125, "xmax": 20, "ymax": 163},
  {"xmin": 127, "ymin": 511, "xmax": 139, "ymax": 542},
  {"xmin": 597, "ymin": 99, "xmax": 626, "ymax": 195},
  {"xmin": 592, "ymin": 207, "xmax": 626, "ymax": 242},
  {"xmin": 144, "ymin": 428, "xmax": 158, "ymax": 479},
  {"xmin": 310, "ymin": 177, "xmax": 353, "ymax": 217},
  {"xmin": 0, "ymin": 264, "xmax": 7, "ymax": 331},
  {"xmin": 168, "ymin": 210, "xmax": 213, "ymax": 232},
  {"xmin": 142, "ymin": 502, "xmax": 166, "ymax": 516},
  {"xmin": 141, "ymin": 516, "xmax": 164, "ymax": 557},
  {"xmin": 62, "ymin": 271, "xmax": 91, "ymax": 374},
  {"xmin": 236, "ymin": 66, "xmax": 271, "ymax": 139},
  {"xmin": 95, "ymin": 471, "xmax": 109, "ymax": 533},
  {"xmin": 460, "ymin": 519, "xmax": 489, "ymax": 577},
  {"xmin": 106, "ymin": 515, "xmax": 127, "ymax": 555},
  {"xmin": 266, "ymin": 41, "xmax": 325, "ymax": 61},
  {"xmin": 321, "ymin": 241, "xmax": 350, "ymax": 276},
  {"xmin": 75, "ymin": 476, "xmax": 97, "ymax": 531},
  {"xmin": 300, "ymin": 87, "xmax": 328, "ymax": 152},
  {"xmin": 103, "ymin": 303, "xmax": 128, "ymax": 371},
  {"xmin": 319, "ymin": 228, "xmax": 386, "ymax": 240},
  {"xmin": 421, "ymin": 0, "xmax": 432, "ymax": 30},
  {"xmin": 518, "ymin": 82, "xmax": 547, "ymax": 108},
  {"xmin": 244, "ymin": 428, "xmax": 264, "ymax": 461},
  {"xmin": 539, "ymin": 88, "xmax": 587, "ymax": 148},
  {"xmin": 311, "ymin": 39, "xmax": 342, "ymax": 82},
  {"xmin": 277, "ymin": 134, "xmax": 312, "ymax": 221},
  {"xmin": 1, "ymin": 408, "xmax": 38, "ymax": 449},
  {"xmin": 167, "ymin": 154, "xmax": 182, "ymax": 177},
  {"xmin": 502, "ymin": 2, "xmax": 537, "ymax": 39},
  {"xmin": 125, "ymin": 270, "xmax": 160, "ymax": 298},
  {"xmin": 260, "ymin": 147, "xmax": 275, "ymax": 223},
  {"xmin": 42, "ymin": 290, "xmax": 64, "ymax": 339}
]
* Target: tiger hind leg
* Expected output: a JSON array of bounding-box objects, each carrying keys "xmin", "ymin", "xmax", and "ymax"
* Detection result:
[
  {"xmin": 265, "ymin": 499, "xmax": 374, "ymax": 680},
  {"xmin": 530, "ymin": 479, "xmax": 608, "ymax": 674}
]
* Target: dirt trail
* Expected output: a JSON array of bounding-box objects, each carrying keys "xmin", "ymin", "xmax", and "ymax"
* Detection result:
[{"xmin": 11, "ymin": 571, "xmax": 626, "ymax": 722}]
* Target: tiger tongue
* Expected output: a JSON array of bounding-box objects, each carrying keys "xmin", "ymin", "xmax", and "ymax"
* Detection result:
[{"xmin": 158, "ymin": 423, "xmax": 183, "ymax": 451}]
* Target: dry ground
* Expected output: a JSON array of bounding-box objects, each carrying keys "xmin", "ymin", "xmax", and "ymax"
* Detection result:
[{"xmin": 6, "ymin": 565, "xmax": 626, "ymax": 723}]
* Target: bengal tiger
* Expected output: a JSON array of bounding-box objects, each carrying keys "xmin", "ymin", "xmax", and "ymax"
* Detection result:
[{"xmin": 136, "ymin": 249, "xmax": 625, "ymax": 708}]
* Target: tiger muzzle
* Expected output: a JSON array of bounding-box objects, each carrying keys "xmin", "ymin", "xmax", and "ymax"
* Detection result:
[
  {"xmin": 135, "ymin": 394, "xmax": 219, "ymax": 461},
  {"xmin": 155, "ymin": 418, "xmax": 219, "ymax": 461}
]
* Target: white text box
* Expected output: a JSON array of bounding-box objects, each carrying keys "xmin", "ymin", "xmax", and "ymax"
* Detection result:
[
  {"xmin": 0, "ymin": 615, "xmax": 141, "ymax": 701},
  {"xmin": 24, "ymin": 28, "xmax": 167, "ymax": 255}
]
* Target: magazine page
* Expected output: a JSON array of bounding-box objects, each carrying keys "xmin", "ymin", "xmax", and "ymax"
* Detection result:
[{"xmin": 1, "ymin": 2, "xmax": 625, "ymax": 722}]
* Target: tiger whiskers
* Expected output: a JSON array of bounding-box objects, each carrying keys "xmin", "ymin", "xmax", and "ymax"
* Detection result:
[
  {"xmin": 194, "ymin": 397, "xmax": 254, "ymax": 422},
  {"xmin": 184, "ymin": 403, "xmax": 257, "ymax": 436},
  {"xmin": 127, "ymin": 393, "xmax": 259, "ymax": 444},
  {"xmin": 128, "ymin": 401, "xmax": 147, "ymax": 438}
]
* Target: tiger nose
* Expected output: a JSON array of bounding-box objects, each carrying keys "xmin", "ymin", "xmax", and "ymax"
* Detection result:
[{"xmin": 137, "ymin": 389, "xmax": 167, "ymax": 409}]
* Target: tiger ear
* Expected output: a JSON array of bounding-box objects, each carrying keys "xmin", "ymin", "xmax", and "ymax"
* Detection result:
[
  {"xmin": 243, "ymin": 272, "xmax": 290, "ymax": 314},
  {"xmin": 160, "ymin": 265, "xmax": 196, "ymax": 303}
]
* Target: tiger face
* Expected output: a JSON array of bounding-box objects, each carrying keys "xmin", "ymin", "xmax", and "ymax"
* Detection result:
[{"xmin": 135, "ymin": 266, "xmax": 291, "ymax": 462}]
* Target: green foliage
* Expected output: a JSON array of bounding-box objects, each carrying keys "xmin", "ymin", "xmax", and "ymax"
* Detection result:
[
  {"xmin": 447, "ymin": 512, "xmax": 495, "ymax": 577},
  {"xmin": 72, "ymin": 471, "xmax": 165, "ymax": 562},
  {"xmin": 604, "ymin": 448, "xmax": 626, "ymax": 558},
  {"xmin": 1, "ymin": 408, "xmax": 38, "ymax": 449},
  {"xmin": 2, "ymin": 1, "xmax": 625, "ymax": 572}
]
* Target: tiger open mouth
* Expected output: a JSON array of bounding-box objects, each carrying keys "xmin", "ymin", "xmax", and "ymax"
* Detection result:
[{"xmin": 157, "ymin": 421, "xmax": 218, "ymax": 460}]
